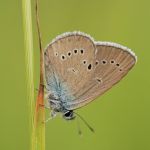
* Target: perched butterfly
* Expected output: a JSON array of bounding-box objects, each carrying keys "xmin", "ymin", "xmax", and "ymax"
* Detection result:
[{"xmin": 44, "ymin": 31, "xmax": 137, "ymax": 121}]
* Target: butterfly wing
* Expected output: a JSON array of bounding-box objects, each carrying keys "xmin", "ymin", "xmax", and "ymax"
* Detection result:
[
  {"xmin": 65, "ymin": 42, "xmax": 137, "ymax": 110},
  {"xmin": 44, "ymin": 32, "xmax": 96, "ymax": 103}
]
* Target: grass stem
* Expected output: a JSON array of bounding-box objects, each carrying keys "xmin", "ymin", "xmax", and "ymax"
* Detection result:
[{"xmin": 22, "ymin": 0, "xmax": 45, "ymax": 150}]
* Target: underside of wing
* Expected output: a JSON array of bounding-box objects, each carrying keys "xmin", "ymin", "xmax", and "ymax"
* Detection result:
[
  {"xmin": 65, "ymin": 42, "xmax": 137, "ymax": 110},
  {"xmin": 44, "ymin": 32, "xmax": 96, "ymax": 103}
]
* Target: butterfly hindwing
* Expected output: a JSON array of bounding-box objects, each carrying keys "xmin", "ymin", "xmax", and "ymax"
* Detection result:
[{"xmin": 65, "ymin": 42, "xmax": 136, "ymax": 110}]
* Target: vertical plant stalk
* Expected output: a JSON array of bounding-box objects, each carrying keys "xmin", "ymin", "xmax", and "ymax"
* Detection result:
[
  {"xmin": 22, "ymin": 0, "xmax": 45, "ymax": 149},
  {"xmin": 22, "ymin": 0, "xmax": 36, "ymax": 150}
]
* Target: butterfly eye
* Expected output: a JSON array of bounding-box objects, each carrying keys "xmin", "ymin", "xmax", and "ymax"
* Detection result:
[{"xmin": 63, "ymin": 110, "xmax": 75, "ymax": 120}]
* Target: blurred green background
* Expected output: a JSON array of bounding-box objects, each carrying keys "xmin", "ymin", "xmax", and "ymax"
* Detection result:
[{"xmin": 0, "ymin": 0, "xmax": 150, "ymax": 150}]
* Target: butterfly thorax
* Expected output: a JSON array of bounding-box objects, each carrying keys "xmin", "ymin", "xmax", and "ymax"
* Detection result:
[{"xmin": 48, "ymin": 93, "xmax": 75, "ymax": 120}]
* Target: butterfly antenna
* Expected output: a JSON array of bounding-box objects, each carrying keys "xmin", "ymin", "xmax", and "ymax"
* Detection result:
[
  {"xmin": 76, "ymin": 117, "xmax": 82, "ymax": 136},
  {"xmin": 74, "ymin": 112, "xmax": 95, "ymax": 133}
]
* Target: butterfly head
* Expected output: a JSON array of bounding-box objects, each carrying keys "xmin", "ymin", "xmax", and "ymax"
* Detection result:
[{"xmin": 63, "ymin": 110, "xmax": 76, "ymax": 120}]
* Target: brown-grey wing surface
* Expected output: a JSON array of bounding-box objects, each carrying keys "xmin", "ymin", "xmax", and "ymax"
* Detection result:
[
  {"xmin": 44, "ymin": 32, "xmax": 96, "ymax": 103},
  {"xmin": 65, "ymin": 42, "xmax": 137, "ymax": 110}
]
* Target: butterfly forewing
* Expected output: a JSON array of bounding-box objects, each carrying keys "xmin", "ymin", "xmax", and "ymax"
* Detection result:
[
  {"xmin": 64, "ymin": 42, "xmax": 136, "ymax": 110},
  {"xmin": 44, "ymin": 32, "xmax": 96, "ymax": 102}
]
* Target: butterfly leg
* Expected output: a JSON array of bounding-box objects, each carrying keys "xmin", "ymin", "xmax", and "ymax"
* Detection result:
[
  {"xmin": 43, "ymin": 110, "xmax": 57, "ymax": 123},
  {"xmin": 76, "ymin": 117, "xmax": 82, "ymax": 136},
  {"xmin": 50, "ymin": 110, "xmax": 57, "ymax": 118},
  {"xmin": 44, "ymin": 117, "xmax": 52, "ymax": 123},
  {"xmin": 42, "ymin": 116, "xmax": 52, "ymax": 123}
]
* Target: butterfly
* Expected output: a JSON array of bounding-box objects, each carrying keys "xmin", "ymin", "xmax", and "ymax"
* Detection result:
[{"xmin": 44, "ymin": 31, "xmax": 137, "ymax": 121}]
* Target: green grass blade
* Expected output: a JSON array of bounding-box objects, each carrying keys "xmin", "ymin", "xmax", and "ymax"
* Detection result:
[
  {"xmin": 22, "ymin": 0, "xmax": 35, "ymax": 149},
  {"xmin": 22, "ymin": 0, "xmax": 45, "ymax": 150}
]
